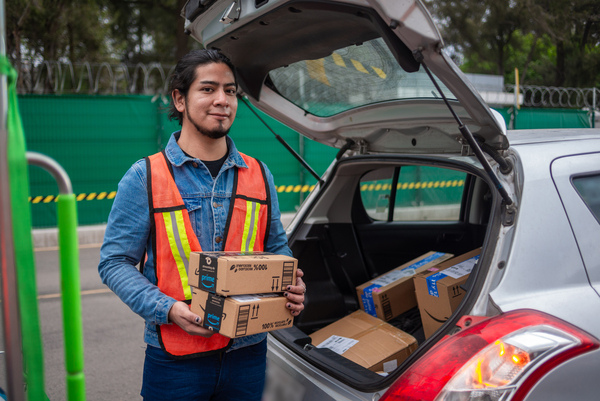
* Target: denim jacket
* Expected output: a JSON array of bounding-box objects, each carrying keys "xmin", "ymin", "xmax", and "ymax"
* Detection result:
[{"xmin": 98, "ymin": 133, "xmax": 292, "ymax": 351}]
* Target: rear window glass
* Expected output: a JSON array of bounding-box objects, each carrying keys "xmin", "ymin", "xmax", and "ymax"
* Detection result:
[
  {"xmin": 573, "ymin": 174, "xmax": 600, "ymax": 223},
  {"xmin": 268, "ymin": 38, "xmax": 456, "ymax": 117},
  {"xmin": 360, "ymin": 166, "xmax": 466, "ymax": 221}
]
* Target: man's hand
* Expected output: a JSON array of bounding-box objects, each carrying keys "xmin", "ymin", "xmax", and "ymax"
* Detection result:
[
  {"xmin": 168, "ymin": 301, "xmax": 214, "ymax": 337},
  {"xmin": 284, "ymin": 268, "xmax": 306, "ymax": 316}
]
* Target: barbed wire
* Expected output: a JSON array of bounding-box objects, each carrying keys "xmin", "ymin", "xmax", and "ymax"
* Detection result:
[
  {"xmin": 15, "ymin": 60, "xmax": 600, "ymax": 110},
  {"xmin": 505, "ymin": 84, "xmax": 599, "ymax": 109},
  {"xmin": 17, "ymin": 60, "xmax": 175, "ymax": 97}
]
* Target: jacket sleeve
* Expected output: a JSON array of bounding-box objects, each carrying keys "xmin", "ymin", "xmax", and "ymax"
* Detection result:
[
  {"xmin": 262, "ymin": 162, "xmax": 293, "ymax": 257},
  {"xmin": 98, "ymin": 160, "xmax": 176, "ymax": 326}
]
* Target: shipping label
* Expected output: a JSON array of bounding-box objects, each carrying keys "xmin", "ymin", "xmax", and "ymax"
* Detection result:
[
  {"xmin": 316, "ymin": 335, "xmax": 359, "ymax": 355},
  {"xmin": 442, "ymin": 255, "xmax": 479, "ymax": 279}
]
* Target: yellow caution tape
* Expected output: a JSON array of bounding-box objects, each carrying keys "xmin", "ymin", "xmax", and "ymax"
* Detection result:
[
  {"xmin": 28, "ymin": 180, "xmax": 463, "ymax": 202},
  {"xmin": 29, "ymin": 191, "xmax": 118, "ymax": 203}
]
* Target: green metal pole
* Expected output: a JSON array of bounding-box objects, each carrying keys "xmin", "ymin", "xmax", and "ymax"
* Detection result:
[
  {"xmin": 1, "ymin": 56, "xmax": 46, "ymax": 401},
  {"xmin": 58, "ymin": 194, "xmax": 86, "ymax": 401}
]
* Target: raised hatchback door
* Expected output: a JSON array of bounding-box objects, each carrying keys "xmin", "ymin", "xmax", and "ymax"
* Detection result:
[{"xmin": 183, "ymin": 0, "xmax": 508, "ymax": 154}]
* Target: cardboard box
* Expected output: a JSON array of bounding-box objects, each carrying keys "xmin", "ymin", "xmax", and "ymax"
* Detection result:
[
  {"xmin": 357, "ymin": 251, "xmax": 454, "ymax": 321},
  {"xmin": 413, "ymin": 249, "xmax": 481, "ymax": 339},
  {"xmin": 191, "ymin": 288, "xmax": 294, "ymax": 338},
  {"xmin": 188, "ymin": 251, "xmax": 297, "ymax": 296},
  {"xmin": 310, "ymin": 310, "xmax": 418, "ymax": 373}
]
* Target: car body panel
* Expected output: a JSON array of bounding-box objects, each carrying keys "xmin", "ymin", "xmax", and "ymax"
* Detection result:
[
  {"xmin": 183, "ymin": 0, "xmax": 508, "ymax": 152},
  {"xmin": 551, "ymin": 152, "xmax": 600, "ymax": 297},
  {"xmin": 523, "ymin": 348, "xmax": 600, "ymax": 401},
  {"xmin": 489, "ymin": 136, "xmax": 600, "ymax": 337}
]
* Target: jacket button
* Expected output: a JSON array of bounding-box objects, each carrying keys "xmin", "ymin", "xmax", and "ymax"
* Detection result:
[
  {"xmin": 215, "ymin": 236, "xmax": 222, "ymax": 243},
  {"xmin": 192, "ymin": 162, "xmax": 198, "ymax": 168}
]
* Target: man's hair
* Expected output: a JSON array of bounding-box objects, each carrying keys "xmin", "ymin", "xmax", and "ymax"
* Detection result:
[{"xmin": 168, "ymin": 49, "xmax": 237, "ymax": 125}]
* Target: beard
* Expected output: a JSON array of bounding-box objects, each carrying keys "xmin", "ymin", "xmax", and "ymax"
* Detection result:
[{"xmin": 185, "ymin": 102, "xmax": 230, "ymax": 139}]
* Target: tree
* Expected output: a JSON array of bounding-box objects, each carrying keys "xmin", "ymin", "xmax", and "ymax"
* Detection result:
[
  {"xmin": 6, "ymin": 0, "xmax": 196, "ymax": 72},
  {"xmin": 426, "ymin": 0, "xmax": 600, "ymax": 88},
  {"xmin": 103, "ymin": 0, "xmax": 195, "ymax": 64},
  {"xmin": 426, "ymin": 0, "xmax": 527, "ymax": 77}
]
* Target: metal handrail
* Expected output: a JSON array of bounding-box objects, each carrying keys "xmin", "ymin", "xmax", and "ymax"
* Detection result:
[{"xmin": 27, "ymin": 152, "xmax": 86, "ymax": 401}]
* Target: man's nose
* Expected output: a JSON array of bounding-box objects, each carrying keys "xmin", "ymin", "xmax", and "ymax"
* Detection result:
[{"xmin": 214, "ymin": 89, "xmax": 229, "ymax": 106}]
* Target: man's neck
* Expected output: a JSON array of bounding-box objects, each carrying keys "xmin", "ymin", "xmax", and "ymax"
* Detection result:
[{"xmin": 177, "ymin": 126, "xmax": 228, "ymax": 161}]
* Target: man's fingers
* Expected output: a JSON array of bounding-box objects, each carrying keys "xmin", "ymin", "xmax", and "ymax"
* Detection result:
[{"xmin": 186, "ymin": 325, "xmax": 215, "ymax": 338}]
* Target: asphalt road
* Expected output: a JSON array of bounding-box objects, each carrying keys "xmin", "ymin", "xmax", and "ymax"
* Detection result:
[{"xmin": 36, "ymin": 245, "xmax": 146, "ymax": 400}]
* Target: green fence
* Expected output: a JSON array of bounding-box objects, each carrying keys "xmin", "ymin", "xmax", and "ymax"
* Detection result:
[
  {"xmin": 494, "ymin": 107, "xmax": 591, "ymax": 129},
  {"xmin": 19, "ymin": 95, "xmax": 592, "ymax": 228},
  {"xmin": 20, "ymin": 94, "xmax": 336, "ymax": 228}
]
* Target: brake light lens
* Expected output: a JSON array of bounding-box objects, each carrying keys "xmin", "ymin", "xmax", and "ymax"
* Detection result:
[
  {"xmin": 380, "ymin": 310, "xmax": 599, "ymax": 401},
  {"xmin": 434, "ymin": 326, "xmax": 577, "ymax": 401}
]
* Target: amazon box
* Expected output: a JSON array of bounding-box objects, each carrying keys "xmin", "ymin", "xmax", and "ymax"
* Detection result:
[
  {"xmin": 310, "ymin": 310, "xmax": 418, "ymax": 373},
  {"xmin": 413, "ymin": 249, "xmax": 481, "ymax": 339},
  {"xmin": 191, "ymin": 288, "xmax": 294, "ymax": 338},
  {"xmin": 188, "ymin": 251, "xmax": 297, "ymax": 296},
  {"xmin": 357, "ymin": 252, "xmax": 454, "ymax": 321}
]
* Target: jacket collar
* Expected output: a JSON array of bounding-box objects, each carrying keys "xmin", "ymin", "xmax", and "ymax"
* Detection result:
[{"xmin": 165, "ymin": 131, "xmax": 248, "ymax": 169}]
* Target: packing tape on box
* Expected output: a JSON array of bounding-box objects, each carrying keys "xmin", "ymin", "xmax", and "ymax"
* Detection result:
[
  {"xmin": 362, "ymin": 252, "xmax": 450, "ymax": 316},
  {"xmin": 426, "ymin": 255, "xmax": 480, "ymax": 297}
]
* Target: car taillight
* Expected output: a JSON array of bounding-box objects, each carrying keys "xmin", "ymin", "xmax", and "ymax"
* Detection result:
[{"xmin": 380, "ymin": 310, "xmax": 599, "ymax": 401}]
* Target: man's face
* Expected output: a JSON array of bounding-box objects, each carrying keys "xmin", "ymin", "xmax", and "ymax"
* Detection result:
[{"xmin": 174, "ymin": 62, "xmax": 238, "ymax": 139}]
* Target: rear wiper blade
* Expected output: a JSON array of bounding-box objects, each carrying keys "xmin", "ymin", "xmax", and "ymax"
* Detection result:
[
  {"xmin": 239, "ymin": 96, "xmax": 324, "ymax": 187},
  {"xmin": 413, "ymin": 50, "xmax": 513, "ymax": 206}
]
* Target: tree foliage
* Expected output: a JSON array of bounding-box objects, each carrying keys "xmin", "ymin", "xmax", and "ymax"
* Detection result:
[
  {"xmin": 426, "ymin": 0, "xmax": 600, "ymax": 87},
  {"xmin": 6, "ymin": 0, "xmax": 197, "ymax": 79},
  {"xmin": 6, "ymin": 1, "xmax": 600, "ymax": 89}
]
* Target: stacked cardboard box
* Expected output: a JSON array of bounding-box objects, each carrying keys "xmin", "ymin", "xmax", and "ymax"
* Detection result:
[
  {"xmin": 188, "ymin": 251, "xmax": 298, "ymax": 338},
  {"xmin": 414, "ymin": 249, "xmax": 481, "ymax": 339},
  {"xmin": 356, "ymin": 251, "xmax": 454, "ymax": 321},
  {"xmin": 310, "ymin": 310, "xmax": 418, "ymax": 373}
]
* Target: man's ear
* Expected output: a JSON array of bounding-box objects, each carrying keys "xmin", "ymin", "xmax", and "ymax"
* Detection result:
[{"xmin": 172, "ymin": 90, "xmax": 185, "ymax": 113}]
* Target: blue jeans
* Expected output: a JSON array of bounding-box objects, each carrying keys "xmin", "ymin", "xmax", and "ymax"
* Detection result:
[{"xmin": 141, "ymin": 340, "xmax": 267, "ymax": 400}]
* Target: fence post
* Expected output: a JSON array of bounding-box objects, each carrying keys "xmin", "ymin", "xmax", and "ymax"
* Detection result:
[{"xmin": 593, "ymin": 88, "xmax": 597, "ymax": 128}]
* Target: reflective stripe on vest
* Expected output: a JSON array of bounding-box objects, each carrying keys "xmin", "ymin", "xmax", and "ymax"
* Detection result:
[
  {"xmin": 241, "ymin": 200, "xmax": 260, "ymax": 252},
  {"xmin": 162, "ymin": 209, "xmax": 192, "ymax": 301},
  {"xmin": 223, "ymin": 154, "xmax": 271, "ymax": 252},
  {"xmin": 146, "ymin": 150, "xmax": 270, "ymax": 358}
]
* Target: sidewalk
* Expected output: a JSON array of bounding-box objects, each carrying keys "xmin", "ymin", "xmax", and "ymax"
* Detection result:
[{"xmin": 32, "ymin": 212, "xmax": 297, "ymax": 249}]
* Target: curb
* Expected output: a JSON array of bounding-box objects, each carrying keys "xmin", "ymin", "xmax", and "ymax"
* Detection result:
[{"xmin": 32, "ymin": 213, "xmax": 296, "ymax": 250}]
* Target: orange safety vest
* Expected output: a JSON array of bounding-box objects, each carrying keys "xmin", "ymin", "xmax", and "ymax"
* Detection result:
[{"xmin": 145, "ymin": 150, "xmax": 271, "ymax": 358}]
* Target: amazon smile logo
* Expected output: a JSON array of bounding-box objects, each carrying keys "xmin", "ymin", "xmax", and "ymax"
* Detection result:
[{"xmin": 425, "ymin": 309, "xmax": 449, "ymax": 323}]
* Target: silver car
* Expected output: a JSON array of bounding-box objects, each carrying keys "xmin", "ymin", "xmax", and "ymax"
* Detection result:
[{"xmin": 183, "ymin": 1, "xmax": 600, "ymax": 400}]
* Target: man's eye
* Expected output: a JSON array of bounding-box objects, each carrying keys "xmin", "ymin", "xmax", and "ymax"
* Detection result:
[{"xmin": 201, "ymin": 87, "xmax": 213, "ymax": 92}]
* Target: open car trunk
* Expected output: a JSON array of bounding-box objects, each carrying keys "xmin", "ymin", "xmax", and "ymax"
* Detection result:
[{"xmin": 271, "ymin": 153, "xmax": 500, "ymax": 390}]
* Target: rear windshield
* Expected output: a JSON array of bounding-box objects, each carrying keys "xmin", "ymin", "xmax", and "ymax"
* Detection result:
[{"xmin": 268, "ymin": 38, "xmax": 456, "ymax": 117}]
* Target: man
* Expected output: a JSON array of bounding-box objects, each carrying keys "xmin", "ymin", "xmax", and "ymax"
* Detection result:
[{"xmin": 98, "ymin": 49, "xmax": 305, "ymax": 400}]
